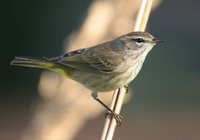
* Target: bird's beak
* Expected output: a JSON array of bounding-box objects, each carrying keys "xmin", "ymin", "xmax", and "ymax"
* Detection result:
[{"xmin": 152, "ymin": 38, "xmax": 163, "ymax": 44}]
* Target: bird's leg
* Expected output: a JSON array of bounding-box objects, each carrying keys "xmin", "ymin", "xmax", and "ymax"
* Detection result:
[
  {"xmin": 92, "ymin": 92, "xmax": 123, "ymax": 127},
  {"xmin": 124, "ymin": 85, "xmax": 129, "ymax": 94}
]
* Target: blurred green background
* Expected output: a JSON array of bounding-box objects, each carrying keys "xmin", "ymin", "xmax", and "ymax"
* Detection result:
[{"xmin": 1, "ymin": 0, "xmax": 200, "ymax": 140}]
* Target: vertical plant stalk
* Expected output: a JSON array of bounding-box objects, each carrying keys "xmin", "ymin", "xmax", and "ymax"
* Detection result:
[{"xmin": 101, "ymin": 0, "xmax": 154, "ymax": 140}]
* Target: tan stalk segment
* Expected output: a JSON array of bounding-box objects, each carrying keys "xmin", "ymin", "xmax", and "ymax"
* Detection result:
[{"xmin": 101, "ymin": 0, "xmax": 154, "ymax": 140}]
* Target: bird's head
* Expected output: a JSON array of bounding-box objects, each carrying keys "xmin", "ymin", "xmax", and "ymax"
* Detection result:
[{"xmin": 118, "ymin": 31, "xmax": 162, "ymax": 53}]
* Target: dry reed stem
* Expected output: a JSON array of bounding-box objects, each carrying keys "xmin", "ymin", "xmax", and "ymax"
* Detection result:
[{"xmin": 101, "ymin": 0, "xmax": 155, "ymax": 140}]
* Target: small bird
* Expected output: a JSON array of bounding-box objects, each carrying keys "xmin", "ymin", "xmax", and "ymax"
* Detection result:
[{"xmin": 11, "ymin": 31, "xmax": 162, "ymax": 126}]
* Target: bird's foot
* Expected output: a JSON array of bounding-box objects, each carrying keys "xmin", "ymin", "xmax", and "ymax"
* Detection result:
[{"xmin": 105, "ymin": 112, "xmax": 123, "ymax": 127}]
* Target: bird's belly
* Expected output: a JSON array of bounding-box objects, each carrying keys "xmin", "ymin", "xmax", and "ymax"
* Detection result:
[
  {"xmin": 71, "ymin": 61, "xmax": 143, "ymax": 92},
  {"xmin": 103, "ymin": 61, "xmax": 143, "ymax": 91}
]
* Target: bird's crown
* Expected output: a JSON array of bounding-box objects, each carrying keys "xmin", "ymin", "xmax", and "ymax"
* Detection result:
[{"xmin": 124, "ymin": 31, "xmax": 156, "ymax": 43}]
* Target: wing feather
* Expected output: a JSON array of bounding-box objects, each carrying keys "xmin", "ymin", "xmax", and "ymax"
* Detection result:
[
  {"xmin": 82, "ymin": 43, "xmax": 123, "ymax": 73},
  {"xmin": 57, "ymin": 42, "xmax": 124, "ymax": 73}
]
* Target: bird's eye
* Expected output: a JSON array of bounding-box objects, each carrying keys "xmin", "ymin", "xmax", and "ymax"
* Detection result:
[{"xmin": 133, "ymin": 38, "xmax": 144, "ymax": 43}]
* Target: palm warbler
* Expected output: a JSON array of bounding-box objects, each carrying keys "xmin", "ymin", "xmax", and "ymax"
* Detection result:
[{"xmin": 11, "ymin": 31, "xmax": 162, "ymax": 126}]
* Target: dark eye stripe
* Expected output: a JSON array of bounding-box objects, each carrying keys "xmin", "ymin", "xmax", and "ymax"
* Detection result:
[{"xmin": 132, "ymin": 38, "xmax": 144, "ymax": 43}]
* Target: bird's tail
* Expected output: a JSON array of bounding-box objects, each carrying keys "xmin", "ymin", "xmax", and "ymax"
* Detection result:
[
  {"xmin": 11, "ymin": 56, "xmax": 72, "ymax": 77},
  {"xmin": 11, "ymin": 56, "xmax": 55, "ymax": 69}
]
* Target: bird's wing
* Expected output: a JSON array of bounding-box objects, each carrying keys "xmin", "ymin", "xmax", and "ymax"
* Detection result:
[
  {"xmin": 57, "ymin": 42, "xmax": 124, "ymax": 73},
  {"xmin": 54, "ymin": 48, "xmax": 92, "ymax": 71},
  {"xmin": 82, "ymin": 42, "xmax": 124, "ymax": 73}
]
